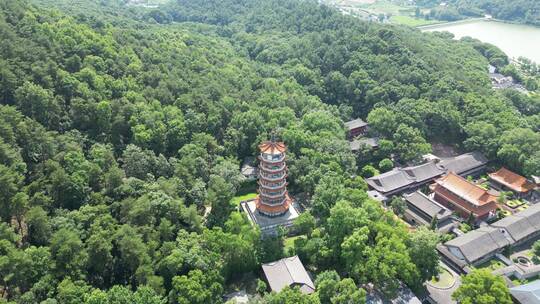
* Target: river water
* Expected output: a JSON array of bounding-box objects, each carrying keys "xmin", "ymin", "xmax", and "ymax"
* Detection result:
[{"xmin": 421, "ymin": 20, "xmax": 540, "ymax": 63}]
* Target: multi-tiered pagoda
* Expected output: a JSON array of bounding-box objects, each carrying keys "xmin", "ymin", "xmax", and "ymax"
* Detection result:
[
  {"xmin": 255, "ymin": 140, "xmax": 292, "ymax": 217},
  {"xmin": 240, "ymin": 138, "xmax": 300, "ymax": 235}
]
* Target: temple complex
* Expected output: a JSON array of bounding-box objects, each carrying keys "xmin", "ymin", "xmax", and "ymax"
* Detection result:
[{"xmin": 240, "ymin": 139, "xmax": 300, "ymax": 235}]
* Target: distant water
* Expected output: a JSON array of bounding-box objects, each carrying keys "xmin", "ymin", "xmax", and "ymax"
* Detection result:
[{"xmin": 422, "ymin": 20, "xmax": 540, "ymax": 64}]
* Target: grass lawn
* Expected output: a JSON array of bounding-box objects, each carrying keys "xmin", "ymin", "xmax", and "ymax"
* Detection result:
[
  {"xmin": 359, "ymin": 0, "xmax": 408, "ymax": 15},
  {"xmin": 517, "ymin": 204, "xmax": 530, "ymax": 212},
  {"xmin": 328, "ymin": 0, "xmax": 446, "ymax": 28},
  {"xmin": 284, "ymin": 235, "xmax": 306, "ymax": 253},
  {"xmin": 480, "ymin": 182, "xmax": 490, "ymax": 190},
  {"xmin": 230, "ymin": 193, "xmax": 257, "ymax": 207},
  {"xmin": 511, "ymin": 274, "xmax": 540, "ymax": 286},
  {"xmin": 430, "ymin": 267, "xmax": 455, "ymax": 288},
  {"xmin": 477, "ymin": 259, "xmax": 506, "ymax": 271},
  {"xmin": 501, "ymin": 209, "xmax": 512, "ymax": 217},
  {"xmin": 506, "ymin": 200, "xmax": 524, "ymax": 209},
  {"xmin": 390, "ymin": 15, "xmax": 439, "ymax": 27}
]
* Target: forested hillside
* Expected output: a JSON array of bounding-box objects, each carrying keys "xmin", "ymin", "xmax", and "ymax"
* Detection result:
[
  {"xmin": 420, "ymin": 0, "xmax": 540, "ymax": 25},
  {"xmin": 454, "ymin": 0, "xmax": 540, "ymax": 25},
  {"xmin": 0, "ymin": 0, "xmax": 539, "ymax": 303},
  {"xmin": 158, "ymin": 0, "xmax": 539, "ymax": 173}
]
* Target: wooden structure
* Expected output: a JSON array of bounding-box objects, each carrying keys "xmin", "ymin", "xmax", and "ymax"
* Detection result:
[
  {"xmin": 431, "ymin": 172, "xmax": 498, "ymax": 221},
  {"xmin": 489, "ymin": 167, "xmax": 536, "ymax": 198}
]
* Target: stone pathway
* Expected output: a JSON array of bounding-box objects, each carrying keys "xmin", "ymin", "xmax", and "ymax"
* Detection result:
[{"xmin": 425, "ymin": 262, "xmax": 461, "ymax": 304}]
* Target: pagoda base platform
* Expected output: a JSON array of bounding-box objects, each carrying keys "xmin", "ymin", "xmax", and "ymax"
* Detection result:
[{"xmin": 240, "ymin": 199, "xmax": 300, "ymax": 236}]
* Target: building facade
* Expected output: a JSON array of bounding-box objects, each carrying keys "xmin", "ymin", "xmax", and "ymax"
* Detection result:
[
  {"xmin": 431, "ymin": 172, "xmax": 498, "ymax": 221},
  {"xmin": 255, "ymin": 140, "xmax": 292, "ymax": 217},
  {"xmin": 439, "ymin": 204, "xmax": 540, "ymax": 273},
  {"xmin": 344, "ymin": 118, "xmax": 369, "ymax": 139},
  {"xmin": 365, "ymin": 152, "xmax": 488, "ymax": 198},
  {"xmin": 489, "ymin": 167, "xmax": 536, "ymax": 199},
  {"xmin": 403, "ymin": 191, "xmax": 452, "ymax": 228}
]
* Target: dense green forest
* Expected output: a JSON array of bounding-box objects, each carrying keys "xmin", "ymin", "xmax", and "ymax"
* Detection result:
[
  {"xmin": 0, "ymin": 0, "xmax": 538, "ymax": 303},
  {"xmin": 418, "ymin": 0, "xmax": 540, "ymax": 25},
  {"xmin": 453, "ymin": 0, "xmax": 540, "ymax": 25}
]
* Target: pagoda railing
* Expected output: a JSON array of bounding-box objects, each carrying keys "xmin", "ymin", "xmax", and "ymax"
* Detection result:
[
  {"xmin": 260, "ymin": 172, "xmax": 287, "ymax": 182},
  {"xmin": 258, "ymin": 155, "xmax": 285, "ymax": 163},
  {"xmin": 258, "ymin": 181, "xmax": 287, "ymax": 190},
  {"xmin": 259, "ymin": 189, "xmax": 287, "ymax": 198},
  {"xmin": 258, "ymin": 198, "xmax": 287, "ymax": 206},
  {"xmin": 259, "ymin": 164, "xmax": 287, "ymax": 173}
]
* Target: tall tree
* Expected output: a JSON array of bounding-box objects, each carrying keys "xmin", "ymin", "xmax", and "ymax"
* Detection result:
[
  {"xmin": 168, "ymin": 269, "xmax": 223, "ymax": 304},
  {"xmin": 453, "ymin": 269, "xmax": 512, "ymax": 304},
  {"xmin": 407, "ymin": 226, "xmax": 440, "ymax": 283}
]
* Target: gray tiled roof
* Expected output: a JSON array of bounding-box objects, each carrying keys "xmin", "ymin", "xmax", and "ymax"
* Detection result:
[
  {"xmin": 511, "ymin": 204, "xmax": 540, "ymax": 231},
  {"xmin": 262, "ymin": 256, "xmax": 315, "ymax": 294},
  {"xmin": 241, "ymin": 157, "xmax": 257, "ymax": 177},
  {"xmin": 350, "ymin": 137, "xmax": 379, "ymax": 151},
  {"xmin": 366, "ymin": 168, "xmax": 413, "ymax": 194},
  {"xmin": 510, "ymin": 280, "xmax": 540, "ymax": 304},
  {"xmin": 241, "ymin": 164, "xmax": 257, "ymax": 176},
  {"xmin": 445, "ymin": 204, "xmax": 540, "ymax": 265},
  {"xmin": 345, "ymin": 118, "xmax": 368, "ymax": 130},
  {"xmin": 438, "ymin": 152, "xmax": 488, "ymax": 175},
  {"xmin": 445, "ymin": 226, "xmax": 511, "ymax": 263},
  {"xmin": 491, "ymin": 204, "xmax": 540, "ymax": 243},
  {"xmin": 403, "ymin": 191, "xmax": 451, "ymax": 220},
  {"xmin": 406, "ymin": 162, "xmax": 445, "ymax": 182},
  {"xmin": 366, "ymin": 283, "xmax": 422, "ymax": 304},
  {"xmin": 366, "ymin": 162, "xmax": 444, "ymax": 194},
  {"xmin": 365, "ymin": 152, "xmax": 487, "ymax": 196}
]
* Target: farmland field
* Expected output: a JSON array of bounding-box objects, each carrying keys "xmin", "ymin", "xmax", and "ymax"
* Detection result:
[
  {"xmin": 390, "ymin": 15, "xmax": 440, "ymax": 27},
  {"xmin": 325, "ymin": 0, "xmax": 444, "ymax": 27}
]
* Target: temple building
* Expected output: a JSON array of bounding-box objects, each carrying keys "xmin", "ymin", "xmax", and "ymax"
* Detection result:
[
  {"xmin": 345, "ymin": 118, "xmax": 369, "ymax": 139},
  {"xmin": 430, "ymin": 172, "xmax": 499, "ymax": 222},
  {"xmin": 262, "ymin": 256, "xmax": 315, "ymax": 294},
  {"xmin": 488, "ymin": 167, "xmax": 536, "ymax": 199},
  {"xmin": 241, "ymin": 139, "xmax": 300, "ymax": 235},
  {"xmin": 255, "ymin": 141, "xmax": 293, "ymax": 217}
]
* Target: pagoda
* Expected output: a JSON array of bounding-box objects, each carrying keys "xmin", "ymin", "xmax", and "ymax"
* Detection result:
[
  {"xmin": 240, "ymin": 138, "xmax": 300, "ymax": 235},
  {"xmin": 255, "ymin": 140, "xmax": 292, "ymax": 217}
]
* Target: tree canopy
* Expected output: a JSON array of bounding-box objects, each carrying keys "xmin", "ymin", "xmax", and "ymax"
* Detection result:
[{"xmin": 0, "ymin": 0, "xmax": 536, "ymax": 303}]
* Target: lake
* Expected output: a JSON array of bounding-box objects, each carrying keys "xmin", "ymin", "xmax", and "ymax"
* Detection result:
[{"xmin": 421, "ymin": 19, "xmax": 540, "ymax": 64}]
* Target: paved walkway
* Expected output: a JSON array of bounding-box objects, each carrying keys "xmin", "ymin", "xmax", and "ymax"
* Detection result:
[{"xmin": 425, "ymin": 262, "xmax": 461, "ymax": 304}]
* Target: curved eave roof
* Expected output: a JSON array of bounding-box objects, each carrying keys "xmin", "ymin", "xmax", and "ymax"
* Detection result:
[{"xmin": 259, "ymin": 141, "xmax": 287, "ymax": 155}]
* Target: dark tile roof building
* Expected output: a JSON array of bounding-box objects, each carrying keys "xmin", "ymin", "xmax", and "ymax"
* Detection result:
[
  {"xmin": 437, "ymin": 152, "xmax": 488, "ymax": 176},
  {"xmin": 261, "ymin": 256, "xmax": 315, "ymax": 294},
  {"xmin": 350, "ymin": 137, "xmax": 379, "ymax": 152},
  {"xmin": 441, "ymin": 204, "xmax": 540, "ymax": 270},
  {"xmin": 366, "ymin": 162, "xmax": 445, "ymax": 196},
  {"xmin": 365, "ymin": 152, "xmax": 488, "ymax": 197},
  {"xmin": 510, "ymin": 280, "xmax": 540, "ymax": 304},
  {"xmin": 345, "ymin": 118, "xmax": 369, "ymax": 139},
  {"xmin": 491, "ymin": 203, "xmax": 540, "ymax": 244},
  {"xmin": 403, "ymin": 191, "xmax": 452, "ymax": 227},
  {"xmin": 445, "ymin": 226, "xmax": 512, "ymax": 265},
  {"xmin": 365, "ymin": 283, "xmax": 422, "ymax": 304},
  {"xmin": 241, "ymin": 157, "xmax": 258, "ymax": 180}
]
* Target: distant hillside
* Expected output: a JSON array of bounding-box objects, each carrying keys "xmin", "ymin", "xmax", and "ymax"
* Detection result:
[{"xmin": 424, "ymin": 0, "xmax": 540, "ymax": 26}]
